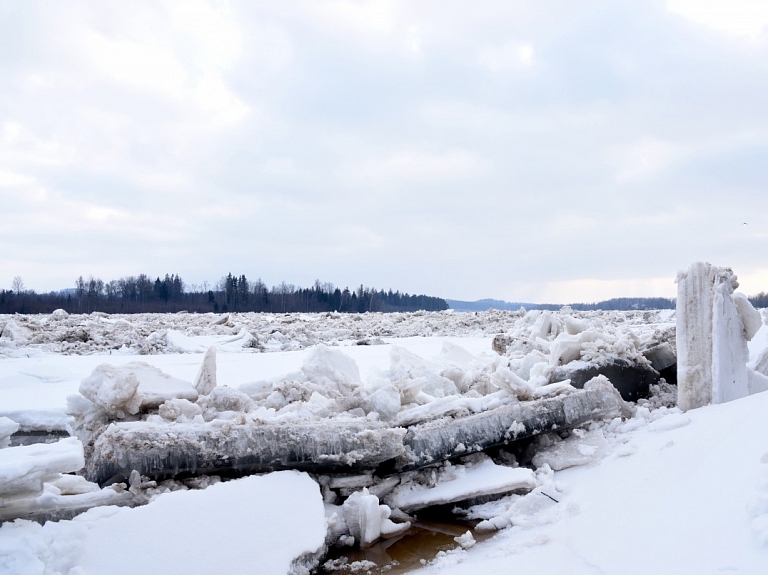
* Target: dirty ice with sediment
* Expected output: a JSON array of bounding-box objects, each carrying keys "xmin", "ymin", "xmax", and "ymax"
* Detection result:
[{"xmin": 0, "ymin": 297, "xmax": 767, "ymax": 574}]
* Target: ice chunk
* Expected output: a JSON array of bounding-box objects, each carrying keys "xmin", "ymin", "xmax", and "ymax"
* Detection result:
[
  {"xmin": 302, "ymin": 345, "xmax": 362, "ymax": 395},
  {"xmin": 386, "ymin": 458, "xmax": 536, "ymax": 511},
  {"xmin": 0, "ymin": 409, "xmax": 72, "ymax": 433},
  {"xmin": 565, "ymin": 316, "xmax": 587, "ymax": 335},
  {"xmin": 533, "ymin": 380, "xmax": 577, "ymax": 398},
  {"xmin": 583, "ymin": 375, "xmax": 633, "ymax": 418},
  {"xmin": 342, "ymin": 489, "xmax": 384, "ymax": 547},
  {"xmin": 203, "ymin": 386, "xmax": 253, "ymax": 413},
  {"xmin": 530, "ymin": 311, "xmax": 555, "ymax": 339},
  {"xmin": 389, "ymin": 346, "xmax": 459, "ymax": 398},
  {"xmin": 51, "ymin": 474, "xmax": 100, "ymax": 495},
  {"xmin": 365, "ymin": 384, "xmax": 401, "ymax": 421},
  {"xmin": 50, "ymin": 309, "xmax": 69, "ymax": 320},
  {"xmin": 193, "ymin": 346, "xmax": 217, "ymax": 395},
  {"xmin": 549, "ymin": 333, "xmax": 583, "ymax": 366},
  {"xmin": 748, "ymin": 368, "xmax": 768, "ymax": 395},
  {"xmin": 79, "ymin": 362, "xmax": 198, "ymax": 417},
  {"xmin": 643, "ymin": 342, "xmax": 677, "ymax": 372},
  {"xmin": 531, "ymin": 429, "xmax": 611, "ymax": 471},
  {"xmin": 0, "ymin": 417, "xmax": 20, "ymax": 448},
  {"xmin": 0, "ymin": 481, "xmax": 131, "ymax": 523},
  {"xmin": 491, "ymin": 365, "xmax": 535, "ymax": 399},
  {"xmin": 0, "ymin": 437, "xmax": 85, "ymax": 497},
  {"xmin": 132, "ymin": 363, "xmax": 198, "ymax": 409},
  {"xmin": 0, "ymin": 320, "xmax": 32, "ymax": 342},
  {"xmin": 79, "ymin": 365, "xmax": 142, "ymax": 417},
  {"xmin": 158, "ymin": 398, "xmax": 203, "ymax": 422},
  {"xmin": 733, "ymin": 292, "xmax": 762, "ymax": 341},
  {"xmin": 712, "ymin": 275, "xmax": 749, "ymax": 404},
  {"xmin": 454, "ymin": 530, "xmax": 476, "ymax": 549}
]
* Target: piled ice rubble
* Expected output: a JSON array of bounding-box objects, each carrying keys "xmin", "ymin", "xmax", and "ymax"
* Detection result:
[
  {"xmin": 58, "ymin": 333, "xmax": 641, "ymax": 556},
  {"xmin": 491, "ymin": 308, "xmax": 676, "ymax": 401},
  {"xmin": 5, "ymin": 304, "xmax": 689, "ymax": 554},
  {"xmin": 1, "ymin": 307, "xmax": 675, "ymax": 357},
  {"xmin": 71, "ymin": 342, "xmax": 626, "ymax": 486},
  {"xmin": 676, "ymin": 262, "xmax": 766, "ymax": 411}
]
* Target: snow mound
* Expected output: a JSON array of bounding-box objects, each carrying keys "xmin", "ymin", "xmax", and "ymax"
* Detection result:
[{"xmin": 0, "ymin": 470, "xmax": 326, "ymax": 575}]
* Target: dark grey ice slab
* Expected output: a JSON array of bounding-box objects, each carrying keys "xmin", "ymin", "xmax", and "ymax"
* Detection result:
[
  {"xmin": 396, "ymin": 389, "xmax": 621, "ymax": 471},
  {"xmin": 86, "ymin": 420, "xmax": 407, "ymax": 486}
]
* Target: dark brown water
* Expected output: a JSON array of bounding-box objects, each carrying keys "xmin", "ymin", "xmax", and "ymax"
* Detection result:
[{"xmin": 317, "ymin": 520, "xmax": 491, "ymax": 574}]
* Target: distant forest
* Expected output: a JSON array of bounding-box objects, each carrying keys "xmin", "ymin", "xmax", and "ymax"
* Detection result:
[
  {"xmin": 450, "ymin": 294, "xmax": 768, "ymax": 312},
  {"xmin": 0, "ymin": 274, "xmax": 449, "ymax": 315},
  {"xmin": 446, "ymin": 297, "xmax": 678, "ymax": 312}
]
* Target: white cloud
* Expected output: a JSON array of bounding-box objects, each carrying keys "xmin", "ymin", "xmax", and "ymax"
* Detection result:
[
  {"xmin": 339, "ymin": 149, "xmax": 488, "ymax": 184},
  {"xmin": 667, "ymin": 0, "xmax": 768, "ymax": 42},
  {"xmin": 0, "ymin": 170, "xmax": 35, "ymax": 187},
  {"xmin": 478, "ymin": 40, "xmax": 535, "ymax": 71},
  {"xmin": 612, "ymin": 138, "xmax": 688, "ymax": 181}
]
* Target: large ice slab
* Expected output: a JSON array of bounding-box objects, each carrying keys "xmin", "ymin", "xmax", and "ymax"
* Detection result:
[
  {"xmin": 395, "ymin": 388, "xmax": 622, "ymax": 472},
  {"xmin": 86, "ymin": 419, "xmax": 407, "ymax": 485},
  {"xmin": 386, "ymin": 457, "xmax": 536, "ymax": 511}
]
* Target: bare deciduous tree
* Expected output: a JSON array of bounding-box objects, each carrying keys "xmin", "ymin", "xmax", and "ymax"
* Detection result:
[{"xmin": 11, "ymin": 276, "xmax": 24, "ymax": 295}]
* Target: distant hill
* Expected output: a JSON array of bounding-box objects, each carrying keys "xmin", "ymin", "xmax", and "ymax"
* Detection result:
[{"xmin": 447, "ymin": 297, "xmax": 676, "ymax": 312}]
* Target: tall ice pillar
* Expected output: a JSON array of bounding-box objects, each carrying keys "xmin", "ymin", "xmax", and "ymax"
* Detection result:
[{"xmin": 676, "ymin": 262, "xmax": 761, "ymax": 411}]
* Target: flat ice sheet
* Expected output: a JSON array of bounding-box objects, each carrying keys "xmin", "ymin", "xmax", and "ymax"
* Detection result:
[{"xmin": 387, "ymin": 459, "xmax": 536, "ymax": 511}]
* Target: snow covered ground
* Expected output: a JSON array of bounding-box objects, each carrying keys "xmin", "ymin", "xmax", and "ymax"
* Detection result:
[{"xmin": 1, "ymin": 308, "xmax": 767, "ymax": 574}]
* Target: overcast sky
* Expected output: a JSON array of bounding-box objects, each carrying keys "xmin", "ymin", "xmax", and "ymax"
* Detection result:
[{"xmin": 1, "ymin": 1, "xmax": 767, "ymax": 303}]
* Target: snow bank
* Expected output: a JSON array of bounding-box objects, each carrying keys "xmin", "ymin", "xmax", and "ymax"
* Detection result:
[
  {"xmin": 422, "ymin": 392, "xmax": 768, "ymax": 575},
  {"xmin": 0, "ymin": 471, "xmax": 327, "ymax": 575}
]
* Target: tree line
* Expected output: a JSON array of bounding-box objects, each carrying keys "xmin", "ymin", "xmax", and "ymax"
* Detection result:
[{"xmin": 0, "ymin": 273, "xmax": 449, "ymax": 315}]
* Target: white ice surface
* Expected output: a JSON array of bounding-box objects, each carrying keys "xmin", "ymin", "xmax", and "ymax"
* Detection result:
[
  {"xmin": 422, "ymin": 391, "xmax": 768, "ymax": 575},
  {"xmin": 2, "ymin": 310, "xmax": 767, "ymax": 573},
  {"xmin": 0, "ymin": 470, "xmax": 325, "ymax": 575}
]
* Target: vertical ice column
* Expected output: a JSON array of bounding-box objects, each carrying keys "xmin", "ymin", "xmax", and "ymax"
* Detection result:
[
  {"xmin": 676, "ymin": 262, "xmax": 756, "ymax": 411},
  {"xmin": 711, "ymin": 278, "xmax": 750, "ymax": 404}
]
